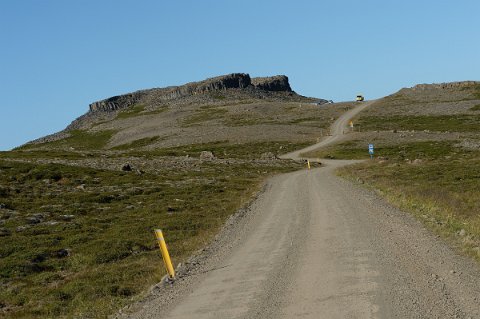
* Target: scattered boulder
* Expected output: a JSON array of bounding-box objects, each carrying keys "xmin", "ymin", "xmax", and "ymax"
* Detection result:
[
  {"xmin": 59, "ymin": 215, "xmax": 75, "ymax": 221},
  {"xmin": 458, "ymin": 229, "xmax": 466, "ymax": 237},
  {"xmin": 199, "ymin": 151, "xmax": 216, "ymax": 160},
  {"xmin": 412, "ymin": 159, "xmax": 423, "ymax": 165},
  {"xmin": 31, "ymin": 253, "xmax": 48, "ymax": 263},
  {"xmin": 260, "ymin": 152, "xmax": 277, "ymax": 160},
  {"xmin": 122, "ymin": 163, "xmax": 133, "ymax": 171},
  {"xmin": 16, "ymin": 225, "xmax": 30, "ymax": 232},
  {"xmin": 54, "ymin": 249, "xmax": 71, "ymax": 258},
  {"xmin": 26, "ymin": 216, "xmax": 42, "ymax": 224}
]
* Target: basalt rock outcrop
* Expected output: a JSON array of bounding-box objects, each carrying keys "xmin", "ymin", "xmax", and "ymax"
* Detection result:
[
  {"xmin": 164, "ymin": 73, "xmax": 252, "ymax": 100},
  {"xmin": 252, "ymin": 75, "xmax": 292, "ymax": 92},
  {"xmin": 88, "ymin": 73, "xmax": 296, "ymax": 113},
  {"xmin": 89, "ymin": 92, "xmax": 146, "ymax": 112}
]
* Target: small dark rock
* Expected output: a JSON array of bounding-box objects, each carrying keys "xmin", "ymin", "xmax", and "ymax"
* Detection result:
[
  {"xmin": 121, "ymin": 163, "xmax": 133, "ymax": 171},
  {"xmin": 0, "ymin": 203, "xmax": 6, "ymax": 209},
  {"xmin": 59, "ymin": 215, "xmax": 75, "ymax": 221},
  {"xmin": 0, "ymin": 228, "xmax": 11, "ymax": 236},
  {"xmin": 54, "ymin": 249, "xmax": 71, "ymax": 258},
  {"xmin": 26, "ymin": 216, "xmax": 42, "ymax": 224},
  {"xmin": 32, "ymin": 253, "xmax": 48, "ymax": 263}
]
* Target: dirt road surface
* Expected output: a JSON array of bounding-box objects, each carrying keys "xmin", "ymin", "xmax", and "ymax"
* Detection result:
[{"xmin": 123, "ymin": 101, "xmax": 480, "ymax": 319}]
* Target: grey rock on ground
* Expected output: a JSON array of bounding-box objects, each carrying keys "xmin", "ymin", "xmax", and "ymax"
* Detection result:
[
  {"xmin": 260, "ymin": 152, "xmax": 277, "ymax": 160},
  {"xmin": 199, "ymin": 151, "xmax": 215, "ymax": 160}
]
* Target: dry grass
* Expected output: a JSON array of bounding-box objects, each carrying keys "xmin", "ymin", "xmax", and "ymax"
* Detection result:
[
  {"xmin": 338, "ymin": 153, "xmax": 480, "ymax": 261},
  {"xmin": 320, "ymin": 88, "xmax": 480, "ymax": 262}
]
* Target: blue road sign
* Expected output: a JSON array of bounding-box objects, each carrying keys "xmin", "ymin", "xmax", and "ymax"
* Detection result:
[{"xmin": 368, "ymin": 144, "xmax": 374, "ymax": 155}]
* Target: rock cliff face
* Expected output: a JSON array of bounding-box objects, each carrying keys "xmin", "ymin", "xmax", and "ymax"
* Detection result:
[
  {"xmin": 88, "ymin": 73, "xmax": 295, "ymax": 113},
  {"xmin": 160, "ymin": 73, "xmax": 252, "ymax": 101},
  {"xmin": 89, "ymin": 92, "xmax": 146, "ymax": 112},
  {"xmin": 252, "ymin": 75, "xmax": 292, "ymax": 92}
]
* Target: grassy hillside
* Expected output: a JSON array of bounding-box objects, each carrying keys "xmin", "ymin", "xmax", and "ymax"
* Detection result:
[
  {"xmin": 0, "ymin": 142, "xmax": 314, "ymax": 318},
  {"xmin": 304, "ymin": 81, "xmax": 480, "ymax": 262}
]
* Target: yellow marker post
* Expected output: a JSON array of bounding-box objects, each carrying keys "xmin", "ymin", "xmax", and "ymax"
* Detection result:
[
  {"xmin": 155, "ymin": 229, "xmax": 175, "ymax": 279},
  {"xmin": 307, "ymin": 160, "xmax": 311, "ymax": 170}
]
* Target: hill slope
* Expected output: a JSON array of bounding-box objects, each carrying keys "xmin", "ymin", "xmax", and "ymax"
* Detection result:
[
  {"xmin": 305, "ymin": 80, "xmax": 480, "ymax": 264},
  {"xmin": 0, "ymin": 73, "xmax": 350, "ymax": 318}
]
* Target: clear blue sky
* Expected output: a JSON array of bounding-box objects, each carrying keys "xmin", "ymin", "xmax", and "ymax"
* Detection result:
[{"xmin": 1, "ymin": 0, "xmax": 479, "ymax": 150}]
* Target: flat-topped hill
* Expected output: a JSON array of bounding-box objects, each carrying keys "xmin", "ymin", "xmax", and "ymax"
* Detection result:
[{"xmin": 25, "ymin": 73, "xmax": 342, "ymax": 150}]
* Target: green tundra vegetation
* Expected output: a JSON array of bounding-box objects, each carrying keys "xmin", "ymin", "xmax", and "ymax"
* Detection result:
[{"xmin": 0, "ymin": 140, "xmax": 307, "ymax": 318}]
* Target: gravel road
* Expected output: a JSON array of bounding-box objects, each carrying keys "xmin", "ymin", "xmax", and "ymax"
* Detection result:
[
  {"xmin": 121, "ymin": 101, "xmax": 480, "ymax": 319},
  {"xmin": 279, "ymin": 100, "xmax": 376, "ymax": 160}
]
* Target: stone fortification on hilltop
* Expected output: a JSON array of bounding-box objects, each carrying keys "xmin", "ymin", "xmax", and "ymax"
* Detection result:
[{"xmin": 89, "ymin": 73, "xmax": 295, "ymax": 112}]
